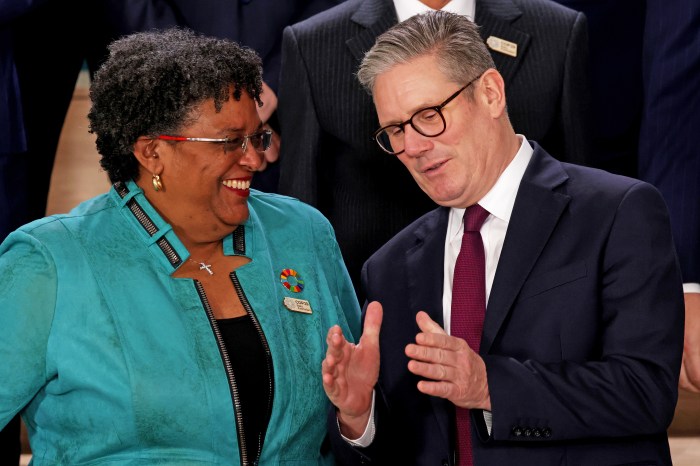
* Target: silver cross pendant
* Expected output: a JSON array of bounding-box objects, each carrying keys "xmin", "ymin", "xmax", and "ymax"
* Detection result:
[{"xmin": 199, "ymin": 262, "xmax": 214, "ymax": 275}]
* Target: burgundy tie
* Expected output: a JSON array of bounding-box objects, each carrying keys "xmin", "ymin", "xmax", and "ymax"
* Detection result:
[{"xmin": 451, "ymin": 204, "xmax": 489, "ymax": 466}]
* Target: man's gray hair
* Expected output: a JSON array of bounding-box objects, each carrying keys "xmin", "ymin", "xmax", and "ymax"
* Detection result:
[{"xmin": 357, "ymin": 10, "xmax": 495, "ymax": 95}]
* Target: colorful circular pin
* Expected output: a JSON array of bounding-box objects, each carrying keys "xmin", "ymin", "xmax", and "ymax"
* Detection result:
[{"xmin": 280, "ymin": 268, "xmax": 304, "ymax": 292}]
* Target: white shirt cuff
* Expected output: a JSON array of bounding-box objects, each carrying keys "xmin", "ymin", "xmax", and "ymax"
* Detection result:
[
  {"xmin": 340, "ymin": 390, "xmax": 376, "ymax": 447},
  {"xmin": 683, "ymin": 283, "xmax": 700, "ymax": 294}
]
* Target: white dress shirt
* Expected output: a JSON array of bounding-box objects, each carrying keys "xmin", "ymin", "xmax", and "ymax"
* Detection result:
[
  {"xmin": 442, "ymin": 136, "xmax": 532, "ymax": 432},
  {"xmin": 442, "ymin": 136, "xmax": 532, "ymax": 334}
]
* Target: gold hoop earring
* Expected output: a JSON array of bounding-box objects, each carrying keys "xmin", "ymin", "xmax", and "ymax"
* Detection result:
[{"xmin": 152, "ymin": 174, "xmax": 163, "ymax": 192}]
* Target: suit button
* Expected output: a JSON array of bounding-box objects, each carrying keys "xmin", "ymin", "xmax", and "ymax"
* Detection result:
[
  {"xmin": 524, "ymin": 427, "xmax": 532, "ymax": 437},
  {"xmin": 442, "ymin": 460, "xmax": 449, "ymax": 466},
  {"xmin": 543, "ymin": 428, "xmax": 552, "ymax": 438},
  {"xmin": 511, "ymin": 426, "xmax": 522, "ymax": 437},
  {"xmin": 533, "ymin": 428, "xmax": 542, "ymax": 438}
]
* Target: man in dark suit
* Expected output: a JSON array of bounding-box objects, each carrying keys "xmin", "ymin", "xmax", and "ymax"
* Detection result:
[
  {"xmin": 321, "ymin": 11, "xmax": 683, "ymax": 465},
  {"xmin": 277, "ymin": 0, "xmax": 592, "ymax": 303}
]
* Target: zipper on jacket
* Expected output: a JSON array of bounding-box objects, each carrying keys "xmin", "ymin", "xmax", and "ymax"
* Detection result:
[
  {"xmin": 194, "ymin": 273, "xmax": 274, "ymax": 466},
  {"xmin": 231, "ymin": 271, "xmax": 274, "ymax": 463},
  {"xmin": 115, "ymin": 182, "xmax": 183, "ymax": 268}
]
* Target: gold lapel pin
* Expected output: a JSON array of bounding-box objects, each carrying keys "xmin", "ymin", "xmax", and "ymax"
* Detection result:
[{"xmin": 486, "ymin": 36, "xmax": 518, "ymax": 58}]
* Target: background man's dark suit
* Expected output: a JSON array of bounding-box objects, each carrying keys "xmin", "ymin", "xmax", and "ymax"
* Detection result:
[
  {"xmin": 278, "ymin": 0, "xmax": 592, "ymax": 302},
  {"xmin": 330, "ymin": 143, "xmax": 684, "ymax": 465},
  {"xmin": 638, "ymin": 0, "xmax": 700, "ymax": 290},
  {"xmin": 551, "ymin": 0, "xmax": 644, "ymax": 178},
  {"xmin": 114, "ymin": 0, "xmax": 345, "ymax": 95},
  {"xmin": 550, "ymin": 0, "xmax": 699, "ymax": 286}
]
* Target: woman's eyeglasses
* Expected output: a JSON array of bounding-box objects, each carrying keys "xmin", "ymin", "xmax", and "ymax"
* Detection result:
[{"xmin": 155, "ymin": 129, "xmax": 273, "ymax": 155}]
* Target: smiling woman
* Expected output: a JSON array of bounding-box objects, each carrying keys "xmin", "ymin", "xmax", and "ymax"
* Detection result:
[{"xmin": 0, "ymin": 28, "xmax": 360, "ymax": 465}]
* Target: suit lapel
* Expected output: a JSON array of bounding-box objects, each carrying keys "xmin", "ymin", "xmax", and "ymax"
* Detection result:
[
  {"xmin": 405, "ymin": 207, "xmax": 452, "ymax": 446},
  {"xmin": 406, "ymin": 207, "xmax": 449, "ymax": 326},
  {"xmin": 476, "ymin": 0, "xmax": 530, "ymax": 87},
  {"xmin": 481, "ymin": 144, "xmax": 570, "ymax": 353},
  {"xmin": 346, "ymin": 0, "xmax": 397, "ymax": 62}
]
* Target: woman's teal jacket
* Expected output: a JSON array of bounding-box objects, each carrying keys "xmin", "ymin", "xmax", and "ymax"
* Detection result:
[{"xmin": 0, "ymin": 180, "xmax": 361, "ymax": 465}]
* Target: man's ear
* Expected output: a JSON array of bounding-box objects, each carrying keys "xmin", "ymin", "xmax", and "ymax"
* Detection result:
[
  {"xmin": 133, "ymin": 137, "xmax": 164, "ymax": 175},
  {"xmin": 478, "ymin": 68, "xmax": 507, "ymax": 119}
]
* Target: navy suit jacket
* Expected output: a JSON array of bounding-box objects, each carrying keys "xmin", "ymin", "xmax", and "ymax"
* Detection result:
[
  {"xmin": 278, "ymin": 0, "xmax": 593, "ymax": 302},
  {"xmin": 329, "ymin": 143, "xmax": 684, "ymax": 465},
  {"xmin": 111, "ymin": 0, "xmax": 344, "ymax": 93},
  {"xmin": 163, "ymin": 0, "xmax": 343, "ymax": 93}
]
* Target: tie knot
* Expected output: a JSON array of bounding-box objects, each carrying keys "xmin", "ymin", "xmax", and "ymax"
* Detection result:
[{"xmin": 463, "ymin": 204, "xmax": 489, "ymax": 232}]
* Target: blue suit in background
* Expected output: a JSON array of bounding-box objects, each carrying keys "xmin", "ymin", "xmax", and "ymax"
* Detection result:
[
  {"xmin": 110, "ymin": 0, "xmax": 347, "ymax": 193},
  {"xmin": 638, "ymin": 0, "xmax": 700, "ymax": 288},
  {"xmin": 1, "ymin": 2, "xmax": 51, "ymax": 460},
  {"xmin": 113, "ymin": 0, "xmax": 346, "ymax": 95},
  {"xmin": 551, "ymin": 0, "xmax": 644, "ymax": 178},
  {"xmin": 0, "ymin": 1, "xmax": 47, "ymax": 241}
]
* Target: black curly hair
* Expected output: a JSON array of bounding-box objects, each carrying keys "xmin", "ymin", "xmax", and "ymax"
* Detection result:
[{"xmin": 88, "ymin": 27, "xmax": 264, "ymax": 183}]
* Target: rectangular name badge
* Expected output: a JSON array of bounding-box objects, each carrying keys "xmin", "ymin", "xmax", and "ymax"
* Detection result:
[
  {"xmin": 486, "ymin": 36, "xmax": 518, "ymax": 58},
  {"xmin": 283, "ymin": 297, "xmax": 313, "ymax": 314}
]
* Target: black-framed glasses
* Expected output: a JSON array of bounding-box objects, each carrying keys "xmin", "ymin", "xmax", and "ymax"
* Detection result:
[
  {"xmin": 373, "ymin": 74, "xmax": 482, "ymax": 155},
  {"xmin": 155, "ymin": 129, "xmax": 272, "ymax": 155}
]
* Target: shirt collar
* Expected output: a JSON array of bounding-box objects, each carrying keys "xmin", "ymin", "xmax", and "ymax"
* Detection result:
[
  {"xmin": 448, "ymin": 135, "xmax": 533, "ymax": 236},
  {"xmin": 393, "ymin": 0, "xmax": 475, "ymax": 22}
]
